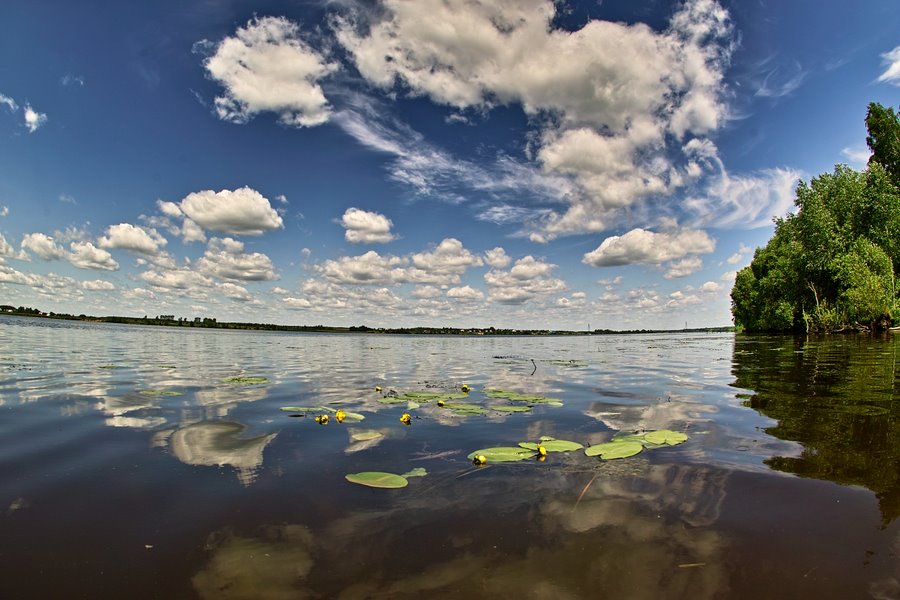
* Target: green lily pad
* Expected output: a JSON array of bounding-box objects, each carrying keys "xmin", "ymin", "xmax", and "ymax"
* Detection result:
[
  {"xmin": 465, "ymin": 447, "xmax": 537, "ymax": 462},
  {"xmin": 280, "ymin": 406, "xmax": 324, "ymax": 412},
  {"xmin": 401, "ymin": 392, "xmax": 445, "ymax": 401},
  {"xmin": 224, "ymin": 376, "xmax": 268, "ymax": 385},
  {"xmin": 519, "ymin": 439, "xmax": 584, "ymax": 452},
  {"xmin": 643, "ymin": 430, "xmax": 689, "ymax": 446},
  {"xmin": 493, "ymin": 405, "xmax": 532, "ymax": 413},
  {"xmin": 407, "ymin": 401, "xmax": 420, "ymax": 410},
  {"xmin": 345, "ymin": 472, "xmax": 408, "ymax": 489},
  {"xmin": 350, "ymin": 430, "xmax": 383, "ymax": 441},
  {"xmin": 484, "ymin": 389, "xmax": 563, "ymax": 405},
  {"xmin": 584, "ymin": 441, "xmax": 644, "ymax": 459},
  {"xmin": 139, "ymin": 390, "xmax": 183, "ymax": 396},
  {"xmin": 378, "ymin": 397, "xmax": 407, "ymax": 404},
  {"xmin": 400, "ymin": 467, "xmax": 428, "ymax": 479},
  {"xmin": 342, "ymin": 411, "xmax": 366, "ymax": 421}
]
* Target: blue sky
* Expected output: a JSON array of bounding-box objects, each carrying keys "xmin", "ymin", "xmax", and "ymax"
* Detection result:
[{"xmin": 1, "ymin": 0, "xmax": 899, "ymax": 329}]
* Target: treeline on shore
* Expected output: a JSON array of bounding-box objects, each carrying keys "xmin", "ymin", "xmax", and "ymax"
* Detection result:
[
  {"xmin": 0, "ymin": 305, "xmax": 733, "ymax": 336},
  {"xmin": 732, "ymin": 102, "xmax": 900, "ymax": 333}
]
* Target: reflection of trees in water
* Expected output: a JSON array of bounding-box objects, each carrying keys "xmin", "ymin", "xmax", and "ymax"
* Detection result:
[
  {"xmin": 155, "ymin": 421, "xmax": 277, "ymax": 486},
  {"xmin": 732, "ymin": 334, "xmax": 900, "ymax": 523},
  {"xmin": 191, "ymin": 461, "xmax": 731, "ymax": 598}
]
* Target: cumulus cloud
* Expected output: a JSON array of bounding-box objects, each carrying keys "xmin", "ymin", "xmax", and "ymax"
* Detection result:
[
  {"xmin": 336, "ymin": 0, "xmax": 736, "ymax": 239},
  {"xmin": 68, "ymin": 241, "xmax": 119, "ymax": 271},
  {"xmin": 0, "ymin": 233, "xmax": 28, "ymax": 260},
  {"xmin": 82, "ymin": 279, "xmax": 115, "ymax": 291},
  {"xmin": 877, "ymin": 45, "xmax": 900, "ymax": 86},
  {"xmin": 318, "ymin": 250, "xmax": 405, "ymax": 284},
  {"xmin": 140, "ymin": 267, "xmax": 213, "ymax": 290},
  {"xmin": 485, "ymin": 255, "xmax": 565, "ymax": 304},
  {"xmin": 406, "ymin": 238, "xmax": 482, "ymax": 284},
  {"xmin": 98, "ymin": 223, "xmax": 167, "ymax": 255},
  {"xmin": 583, "ymin": 228, "xmax": 715, "ymax": 268},
  {"xmin": 21, "ymin": 233, "xmax": 67, "ymax": 260},
  {"xmin": 203, "ymin": 16, "xmax": 338, "ymax": 127},
  {"xmin": 218, "ymin": 281, "xmax": 258, "ymax": 303},
  {"xmin": 411, "ymin": 285, "xmax": 441, "ymax": 299},
  {"xmin": 664, "ymin": 256, "xmax": 703, "ymax": 279},
  {"xmin": 178, "ymin": 187, "xmax": 283, "ymax": 235},
  {"xmin": 447, "ymin": 285, "xmax": 484, "ymax": 302},
  {"xmin": 341, "ymin": 207, "xmax": 397, "ymax": 244},
  {"xmin": 484, "ymin": 247, "xmax": 511, "ymax": 269},
  {"xmin": 23, "ymin": 105, "xmax": 48, "ymax": 133},
  {"xmin": 196, "ymin": 237, "xmax": 277, "ymax": 281}
]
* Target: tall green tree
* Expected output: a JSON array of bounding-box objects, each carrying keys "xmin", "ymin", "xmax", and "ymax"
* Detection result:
[{"xmin": 866, "ymin": 102, "xmax": 900, "ymax": 186}]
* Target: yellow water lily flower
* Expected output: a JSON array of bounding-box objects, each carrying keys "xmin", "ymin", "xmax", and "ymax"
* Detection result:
[
  {"xmin": 537, "ymin": 445, "xmax": 548, "ymax": 457},
  {"xmin": 473, "ymin": 454, "xmax": 487, "ymax": 465},
  {"xmin": 335, "ymin": 409, "xmax": 346, "ymax": 423},
  {"xmin": 315, "ymin": 414, "xmax": 329, "ymax": 425},
  {"xmin": 461, "ymin": 384, "xmax": 470, "ymax": 393},
  {"xmin": 375, "ymin": 386, "xmax": 382, "ymax": 393},
  {"xmin": 437, "ymin": 400, "xmax": 445, "ymax": 407},
  {"xmin": 400, "ymin": 413, "xmax": 412, "ymax": 425}
]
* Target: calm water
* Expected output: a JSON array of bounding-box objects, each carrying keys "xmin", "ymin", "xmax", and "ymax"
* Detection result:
[{"xmin": 1, "ymin": 315, "xmax": 899, "ymax": 599}]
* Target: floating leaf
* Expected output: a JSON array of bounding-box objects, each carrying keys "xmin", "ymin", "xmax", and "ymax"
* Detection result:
[
  {"xmin": 378, "ymin": 397, "xmax": 407, "ymax": 404},
  {"xmin": 584, "ymin": 441, "xmax": 643, "ymax": 459},
  {"xmin": 345, "ymin": 472, "xmax": 408, "ymax": 489},
  {"xmin": 539, "ymin": 436, "xmax": 556, "ymax": 442},
  {"xmin": 350, "ymin": 430, "xmax": 383, "ymax": 442},
  {"xmin": 407, "ymin": 401, "xmax": 420, "ymax": 410},
  {"xmin": 401, "ymin": 467, "xmax": 428, "ymax": 479},
  {"xmin": 139, "ymin": 390, "xmax": 183, "ymax": 396},
  {"xmin": 465, "ymin": 447, "xmax": 537, "ymax": 462},
  {"xmin": 519, "ymin": 439, "xmax": 583, "ymax": 452},
  {"xmin": 401, "ymin": 392, "xmax": 445, "ymax": 401},
  {"xmin": 493, "ymin": 405, "xmax": 532, "ymax": 413},
  {"xmin": 280, "ymin": 406, "xmax": 327, "ymax": 413},
  {"xmin": 643, "ymin": 430, "xmax": 689, "ymax": 446},
  {"xmin": 342, "ymin": 411, "xmax": 366, "ymax": 422},
  {"xmin": 484, "ymin": 389, "xmax": 562, "ymax": 405},
  {"xmin": 224, "ymin": 376, "xmax": 268, "ymax": 385}
]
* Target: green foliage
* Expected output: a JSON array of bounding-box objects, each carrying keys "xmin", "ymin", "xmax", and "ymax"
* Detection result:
[{"xmin": 732, "ymin": 103, "xmax": 900, "ymax": 332}]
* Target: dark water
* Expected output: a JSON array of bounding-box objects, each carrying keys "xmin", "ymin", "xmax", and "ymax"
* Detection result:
[{"xmin": 1, "ymin": 315, "xmax": 899, "ymax": 599}]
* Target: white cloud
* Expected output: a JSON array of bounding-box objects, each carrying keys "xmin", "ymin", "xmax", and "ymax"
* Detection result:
[
  {"xmin": 664, "ymin": 256, "xmax": 703, "ymax": 279},
  {"xmin": 98, "ymin": 223, "xmax": 167, "ymax": 255},
  {"xmin": 336, "ymin": 0, "xmax": 737, "ymax": 240},
  {"xmin": 341, "ymin": 207, "xmax": 397, "ymax": 244},
  {"xmin": 1, "ymin": 206, "xmax": 8, "ymax": 217},
  {"xmin": 178, "ymin": 187, "xmax": 283, "ymax": 235},
  {"xmin": 411, "ymin": 285, "xmax": 441, "ymax": 299},
  {"xmin": 318, "ymin": 250, "xmax": 405, "ymax": 285},
  {"xmin": 68, "ymin": 241, "xmax": 119, "ymax": 271},
  {"xmin": 583, "ymin": 228, "xmax": 715, "ymax": 268},
  {"xmin": 877, "ymin": 45, "xmax": 900, "ymax": 86},
  {"xmin": 61, "ymin": 74, "xmax": 85, "ymax": 87},
  {"xmin": 203, "ymin": 16, "xmax": 338, "ymax": 127},
  {"xmin": 726, "ymin": 243, "xmax": 751, "ymax": 265},
  {"xmin": 196, "ymin": 237, "xmax": 277, "ymax": 281},
  {"xmin": 21, "ymin": 233, "xmax": 67, "ymax": 260},
  {"xmin": 406, "ymin": 238, "xmax": 482, "ymax": 284},
  {"xmin": 840, "ymin": 146, "xmax": 870, "ymax": 166},
  {"xmin": 82, "ymin": 279, "xmax": 115, "ymax": 291},
  {"xmin": 0, "ymin": 233, "xmax": 27, "ymax": 260},
  {"xmin": 23, "ymin": 105, "xmax": 48, "ymax": 133},
  {"xmin": 484, "ymin": 255, "xmax": 565, "ymax": 304},
  {"xmin": 484, "ymin": 247, "xmax": 511, "ymax": 269},
  {"xmin": 218, "ymin": 282, "xmax": 258, "ymax": 303},
  {"xmin": 0, "ymin": 93, "xmax": 17, "ymax": 112},
  {"xmin": 447, "ymin": 285, "xmax": 484, "ymax": 301},
  {"xmin": 140, "ymin": 267, "xmax": 213, "ymax": 290}
]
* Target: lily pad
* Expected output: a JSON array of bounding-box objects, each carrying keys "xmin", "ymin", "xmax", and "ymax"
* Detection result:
[
  {"xmin": 519, "ymin": 439, "xmax": 583, "ymax": 452},
  {"xmin": 407, "ymin": 401, "xmax": 421, "ymax": 410},
  {"xmin": 643, "ymin": 430, "xmax": 689, "ymax": 446},
  {"xmin": 345, "ymin": 472, "xmax": 408, "ymax": 489},
  {"xmin": 584, "ymin": 441, "xmax": 644, "ymax": 459},
  {"xmin": 400, "ymin": 467, "xmax": 428, "ymax": 479},
  {"xmin": 378, "ymin": 397, "xmax": 407, "ymax": 404},
  {"xmin": 443, "ymin": 402, "xmax": 488, "ymax": 415},
  {"xmin": 465, "ymin": 447, "xmax": 537, "ymax": 462},
  {"xmin": 280, "ymin": 406, "xmax": 326, "ymax": 412},
  {"xmin": 493, "ymin": 405, "xmax": 532, "ymax": 413},
  {"xmin": 484, "ymin": 389, "xmax": 563, "ymax": 405},
  {"xmin": 341, "ymin": 411, "xmax": 366, "ymax": 421},
  {"xmin": 401, "ymin": 392, "xmax": 445, "ymax": 401},
  {"xmin": 224, "ymin": 376, "xmax": 268, "ymax": 385},
  {"xmin": 350, "ymin": 430, "xmax": 383, "ymax": 442},
  {"xmin": 139, "ymin": 390, "xmax": 183, "ymax": 396}
]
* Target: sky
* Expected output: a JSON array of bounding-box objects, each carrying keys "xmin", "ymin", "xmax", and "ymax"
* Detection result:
[{"xmin": 1, "ymin": 0, "xmax": 899, "ymax": 330}]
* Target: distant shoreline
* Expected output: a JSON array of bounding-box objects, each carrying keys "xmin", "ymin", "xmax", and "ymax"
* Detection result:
[{"xmin": 0, "ymin": 306, "xmax": 735, "ymax": 336}]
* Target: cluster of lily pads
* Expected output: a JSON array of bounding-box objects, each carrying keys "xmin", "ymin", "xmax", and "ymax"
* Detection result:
[{"xmin": 466, "ymin": 430, "xmax": 688, "ymax": 464}]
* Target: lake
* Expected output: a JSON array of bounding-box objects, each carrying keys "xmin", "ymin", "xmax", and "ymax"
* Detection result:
[{"xmin": 1, "ymin": 315, "xmax": 899, "ymax": 599}]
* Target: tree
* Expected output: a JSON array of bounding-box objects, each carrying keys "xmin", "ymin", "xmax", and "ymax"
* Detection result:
[{"xmin": 866, "ymin": 102, "xmax": 900, "ymax": 185}]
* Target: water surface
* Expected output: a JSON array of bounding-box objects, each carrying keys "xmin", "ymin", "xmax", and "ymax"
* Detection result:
[{"xmin": 1, "ymin": 316, "xmax": 899, "ymax": 598}]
